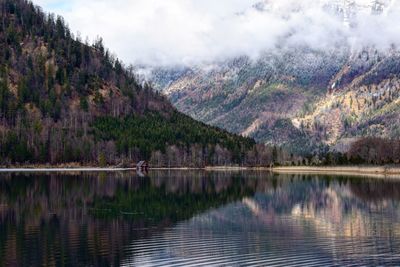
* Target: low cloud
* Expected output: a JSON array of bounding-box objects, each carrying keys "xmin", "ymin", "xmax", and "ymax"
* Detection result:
[{"xmin": 33, "ymin": 0, "xmax": 400, "ymax": 66}]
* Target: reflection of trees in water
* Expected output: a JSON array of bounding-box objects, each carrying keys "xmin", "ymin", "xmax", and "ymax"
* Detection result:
[
  {"xmin": 0, "ymin": 171, "xmax": 265, "ymax": 267},
  {"xmin": 193, "ymin": 174, "xmax": 400, "ymax": 265},
  {"xmin": 247, "ymin": 174, "xmax": 400, "ymax": 263},
  {"xmin": 349, "ymin": 179, "xmax": 400, "ymax": 202},
  {"xmin": 235, "ymin": 174, "xmax": 400, "ymax": 236},
  {"xmin": 258, "ymin": 174, "xmax": 400, "ymax": 212}
]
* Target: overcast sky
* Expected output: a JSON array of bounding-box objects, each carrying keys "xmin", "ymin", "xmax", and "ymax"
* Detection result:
[{"xmin": 33, "ymin": 0, "xmax": 400, "ymax": 67}]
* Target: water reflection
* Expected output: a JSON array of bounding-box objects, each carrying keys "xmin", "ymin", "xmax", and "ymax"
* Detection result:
[{"xmin": 1, "ymin": 171, "xmax": 400, "ymax": 266}]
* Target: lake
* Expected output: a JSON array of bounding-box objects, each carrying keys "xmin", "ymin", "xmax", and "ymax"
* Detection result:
[{"xmin": 1, "ymin": 170, "xmax": 400, "ymax": 266}]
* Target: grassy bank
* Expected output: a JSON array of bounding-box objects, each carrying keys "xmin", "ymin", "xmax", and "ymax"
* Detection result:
[{"xmin": 273, "ymin": 166, "xmax": 400, "ymax": 176}]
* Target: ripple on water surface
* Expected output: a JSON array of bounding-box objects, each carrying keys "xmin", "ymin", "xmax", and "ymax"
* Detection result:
[{"xmin": 1, "ymin": 171, "xmax": 400, "ymax": 266}]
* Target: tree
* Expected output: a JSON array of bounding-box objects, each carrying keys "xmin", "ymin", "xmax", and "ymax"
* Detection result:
[
  {"xmin": 272, "ymin": 146, "xmax": 278, "ymax": 164},
  {"xmin": 98, "ymin": 152, "xmax": 107, "ymax": 167},
  {"xmin": 80, "ymin": 96, "xmax": 89, "ymax": 112}
]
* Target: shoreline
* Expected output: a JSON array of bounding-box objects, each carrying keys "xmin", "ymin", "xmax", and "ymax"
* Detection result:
[
  {"xmin": 0, "ymin": 167, "xmax": 137, "ymax": 173},
  {"xmin": 1, "ymin": 165, "xmax": 400, "ymax": 177},
  {"xmin": 0, "ymin": 166, "xmax": 261, "ymax": 172},
  {"xmin": 272, "ymin": 166, "xmax": 400, "ymax": 177}
]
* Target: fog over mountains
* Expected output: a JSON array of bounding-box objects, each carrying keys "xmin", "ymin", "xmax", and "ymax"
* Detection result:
[{"xmin": 36, "ymin": 0, "xmax": 400, "ymax": 66}]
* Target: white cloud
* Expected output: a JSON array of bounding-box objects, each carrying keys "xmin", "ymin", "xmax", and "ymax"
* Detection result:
[{"xmin": 32, "ymin": 0, "xmax": 400, "ymax": 66}]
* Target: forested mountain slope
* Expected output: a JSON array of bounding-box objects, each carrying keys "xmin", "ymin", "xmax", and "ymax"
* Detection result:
[
  {"xmin": 294, "ymin": 49, "xmax": 400, "ymax": 152},
  {"xmin": 150, "ymin": 48, "xmax": 349, "ymax": 154},
  {"xmin": 151, "ymin": 48, "xmax": 400, "ymax": 155},
  {"xmin": 0, "ymin": 0, "xmax": 259, "ymax": 167}
]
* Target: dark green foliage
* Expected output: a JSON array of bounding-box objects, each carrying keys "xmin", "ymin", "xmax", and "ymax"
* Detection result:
[
  {"xmin": 92, "ymin": 111, "xmax": 255, "ymax": 163},
  {"xmin": 0, "ymin": 71, "xmax": 11, "ymax": 115},
  {"xmin": 79, "ymin": 96, "xmax": 89, "ymax": 111},
  {"xmin": 272, "ymin": 146, "xmax": 278, "ymax": 163},
  {"xmin": 0, "ymin": 132, "xmax": 33, "ymax": 163},
  {"xmin": 90, "ymin": 175, "xmax": 255, "ymax": 222},
  {"xmin": 321, "ymin": 152, "xmax": 349, "ymax": 166}
]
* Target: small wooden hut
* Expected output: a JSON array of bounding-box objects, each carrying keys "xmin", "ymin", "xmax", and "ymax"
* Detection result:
[{"xmin": 136, "ymin": 161, "xmax": 149, "ymax": 172}]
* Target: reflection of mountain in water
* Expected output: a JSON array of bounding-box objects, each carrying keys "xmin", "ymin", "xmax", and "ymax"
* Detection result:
[
  {"xmin": 0, "ymin": 171, "xmax": 264, "ymax": 267},
  {"xmin": 2, "ymin": 172, "xmax": 400, "ymax": 266},
  {"xmin": 128, "ymin": 174, "xmax": 400, "ymax": 266}
]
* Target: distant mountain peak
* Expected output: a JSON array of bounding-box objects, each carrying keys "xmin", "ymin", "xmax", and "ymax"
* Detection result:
[{"xmin": 252, "ymin": 0, "xmax": 391, "ymax": 17}]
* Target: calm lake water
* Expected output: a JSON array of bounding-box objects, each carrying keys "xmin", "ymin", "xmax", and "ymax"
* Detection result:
[{"xmin": 1, "ymin": 171, "xmax": 400, "ymax": 266}]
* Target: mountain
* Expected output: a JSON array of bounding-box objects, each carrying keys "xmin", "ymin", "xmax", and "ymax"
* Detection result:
[
  {"xmin": 151, "ymin": 47, "xmax": 400, "ymax": 155},
  {"xmin": 152, "ymin": 47, "xmax": 400, "ymax": 157},
  {"xmin": 149, "ymin": 1, "xmax": 400, "ymax": 156},
  {"xmin": 150, "ymin": 48, "xmax": 348, "ymax": 154},
  {"xmin": 0, "ymin": 0, "xmax": 262, "ymax": 167}
]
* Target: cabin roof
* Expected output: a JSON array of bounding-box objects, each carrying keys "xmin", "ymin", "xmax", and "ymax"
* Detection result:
[{"xmin": 137, "ymin": 161, "xmax": 148, "ymax": 167}]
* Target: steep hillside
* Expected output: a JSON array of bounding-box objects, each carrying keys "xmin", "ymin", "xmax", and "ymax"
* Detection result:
[
  {"xmin": 294, "ymin": 49, "xmax": 400, "ymax": 151},
  {"xmin": 151, "ymin": 48, "xmax": 400, "ymax": 155},
  {"xmin": 0, "ymin": 0, "xmax": 259, "ymax": 167},
  {"xmin": 150, "ymin": 48, "xmax": 349, "ymax": 154}
]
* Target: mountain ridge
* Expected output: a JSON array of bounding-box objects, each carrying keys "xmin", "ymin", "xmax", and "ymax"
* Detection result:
[{"xmin": 150, "ymin": 46, "xmax": 400, "ymax": 155}]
